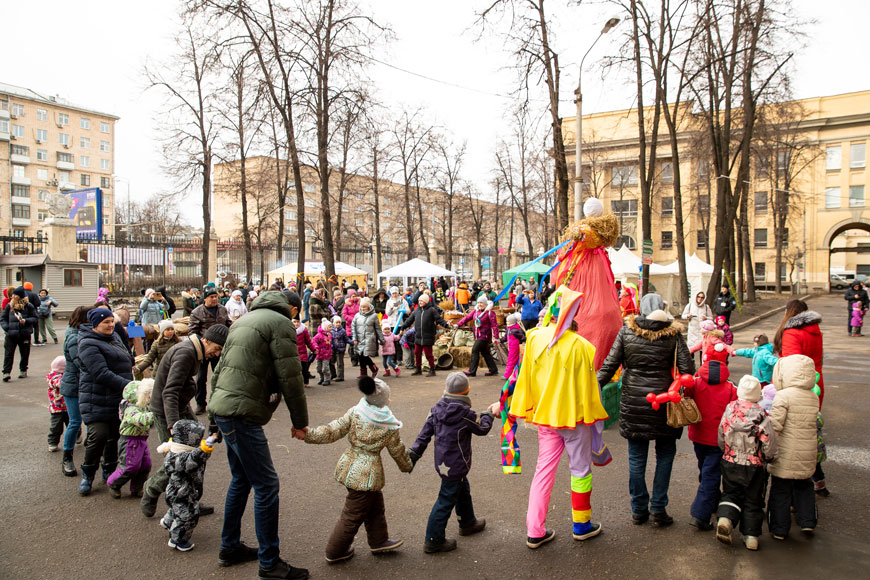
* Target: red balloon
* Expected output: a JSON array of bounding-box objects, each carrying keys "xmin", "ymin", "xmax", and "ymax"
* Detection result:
[
  {"xmin": 680, "ymin": 374, "xmax": 695, "ymax": 388},
  {"xmin": 646, "ymin": 392, "xmax": 657, "ymax": 403}
]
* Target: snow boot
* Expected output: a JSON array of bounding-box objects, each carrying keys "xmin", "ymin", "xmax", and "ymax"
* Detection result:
[
  {"xmin": 62, "ymin": 450, "xmax": 77, "ymax": 477},
  {"xmin": 78, "ymin": 464, "xmax": 97, "ymax": 496}
]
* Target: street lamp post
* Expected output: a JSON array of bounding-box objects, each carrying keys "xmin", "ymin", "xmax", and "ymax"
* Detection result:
[{"xmin": 574, "ymin": 17, "xmax": 621, "ymax": 222}]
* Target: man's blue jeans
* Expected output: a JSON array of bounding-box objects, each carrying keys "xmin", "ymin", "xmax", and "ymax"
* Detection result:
[
  {"xmin": 425, "ymin": 477, "xmax": 476, "ymax": 544},
  {"xmin": 215, "ymin": 416, "xmax": 281, "ymax": 568},
  {"xmin": 62, "ymin": 396, "xmax": 82, "ymax": 452},
  {"xmin": 627, "ymin": 438, "xmax": 677, "ymax": 515}
]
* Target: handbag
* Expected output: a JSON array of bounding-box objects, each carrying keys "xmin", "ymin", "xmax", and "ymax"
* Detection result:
[{"xmin": 666, "ymin": 347, "xmax": 702, "ymax": 428}]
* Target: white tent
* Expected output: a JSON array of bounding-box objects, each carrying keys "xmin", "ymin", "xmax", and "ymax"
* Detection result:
[
  {"xmin": 608, "ymin": 245, "xmax": 643, "ymax": 277},
  {"xmin": 266, "ymin": 261, "xmax": 367, "ymax": 286},
  {"xmin": 659, "ymin": 253, "xmax": 715, "ymax": 300},
  {"xmin": 377, "ymin": 258, "xmax": 456, "ymax": 290}
]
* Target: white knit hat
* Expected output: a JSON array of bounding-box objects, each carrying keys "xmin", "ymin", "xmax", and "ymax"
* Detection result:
[
  {"xmin": 737, "ymin": 375, "xmax": 762, "ymax": 403},
  {"xmin": 321, "ymin": 318, "xmax": 332, "ymax": 331},
  {"xmin": 506, "ymin": 313, "xmax": 520, "ymax": 326},
  {"xmin": 158, "ymin": 319, "xmax": 175, "ymax": 333}
]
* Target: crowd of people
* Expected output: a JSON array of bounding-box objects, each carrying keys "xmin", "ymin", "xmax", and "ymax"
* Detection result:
[{"xmin": 0, "ymin": 269, "xmax": 853, "ymax": 579}]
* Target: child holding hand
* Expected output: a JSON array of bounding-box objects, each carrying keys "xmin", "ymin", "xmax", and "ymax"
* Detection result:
[
  {"xmin": 500, "ymin": 313, "xmax": 526, "ymax": 379},
  {"xmin": 46, "ymin": 356, "xmax": 68, "ymax": 452},
  {"xmin": 107, "ymin": 379, "xmax": 155, "ymax": 498},
  {"xmin": 380, "ymin": 320, "xmax": 402, "ymax": 377},
  {"xmin": 312, "ymin": 318, "xmax": 334, "ymax": 386}
]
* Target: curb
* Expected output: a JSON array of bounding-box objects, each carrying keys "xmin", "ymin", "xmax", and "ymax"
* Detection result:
[{"xmin": 729, "ymin": 294, "xmax": 814, "ymax": 332}]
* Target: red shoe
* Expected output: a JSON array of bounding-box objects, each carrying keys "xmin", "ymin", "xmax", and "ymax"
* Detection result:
[
  {"xmin": 384, "ymin": 369, "xmax": 391, "ymax": 376},
  {"xmin": 371, "ymin": 366, "xmax": 379, "ymax": 378},
  {"xmin": 394, "ymin": 367, "xmax": 401, "ymax": 377}
]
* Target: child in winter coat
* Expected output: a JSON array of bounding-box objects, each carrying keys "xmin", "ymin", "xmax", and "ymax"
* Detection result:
[
  {"xmin": 400, "ymin": 325, "xmax": 416, "ymax": 369},
  {"xmin": 735, "ymin": 334, "xmax": 778, "ymax": 385},
  {"xmin": 158, "ymin": 419, "xmax": 215, "ymax": 552},
  {"xmin": 134, "ymin": 320, "xmax": 181, "ymax": 380},
  {"xmin": 500, "ymin": 313, "xmax": 526, "ymax": 379},
  {"xmin": 684, "ymin": 360, "xmax": 737, "ymax": 530},
  {"xmin": 691, "ymin": 320, "xmax": 735, "ymax": 362},
  {"xmin": 107, "ymin": 379, "xmax": 155, "ymax": 498},
  {"xmin": 409, "ymin": 372, "xmax": 493, "ymax": 553},
  {"xmin": 716, "ymin": 375, "xmax": 777, "ymax": 550},
  {"xmin": 715, "ymin": 315, "xmax": 734, "ymax": 345},
  {"xmin": 766, "ymin": 354, "xmax": 819, "ymax": 540},
  {"xmin": 294, "ymin": 318, "xmax": 315, "ymax": 386},
  {"xmin": 380, "ymin": 320, "xmax": 402, "ymax": 377},
  {"xmin": 330, "ymin": 316, "xmax": 350, "ymax": 383},
  {"xmin": 46, "ymin": 356, "xmax": 68, "ymax": 452},
  {"xmin": 850, "ymin": 301, "xmax": 864, "ymax": 336},
  {"xmin": 302, "ymin": 377, "xmax": 412, "ymax": 563},
  {"xmin": 313, "ymin": 318, "xmax": 334, "ymax": 386}
]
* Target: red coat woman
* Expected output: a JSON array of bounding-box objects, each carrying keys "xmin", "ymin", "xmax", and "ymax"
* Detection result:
[{"xmin": 774, "ymin": 300, "xmax": 824, "ymax": 407}]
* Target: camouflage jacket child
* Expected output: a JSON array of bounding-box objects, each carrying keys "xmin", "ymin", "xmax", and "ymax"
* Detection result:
[{"xmin": 719, "ymin": 399, "xmax": 777, "ymax": 467}]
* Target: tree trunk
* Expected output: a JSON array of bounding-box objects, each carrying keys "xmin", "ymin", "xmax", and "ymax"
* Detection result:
[
  {"xmin": 201, "ymin": 152, "xmax": 211, "ymax": 286},
  {"xmin": 403, "ymin": 180, "xmax": 415, "ymax": 260},
  {"xmin": 235, "ymin": 71, "xmax": 253, "ymax": 282},
  {"xmin": 372, "ymin": 146, "xmax": 383, "ymax": 281}
]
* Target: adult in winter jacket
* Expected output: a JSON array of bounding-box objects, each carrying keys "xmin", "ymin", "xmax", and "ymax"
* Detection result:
[
  {"xmin": 140, "ymin": 328, "xmax": 226, "ymax": 517},
  {"xmin": 139, "ymin": 292, "xmax": 167, "ymax": 327},
  {"xmin": 385, "ymin": 287, "xmax": 407, "ymax": 327},
  {"xmin": 773, "ymin": 300, "xmax": 824, "ymax": 407},
  {"xmin": 598, "ymin": 294, "xmax": 695, "ymax": 525},
  {"xmin": 75, "ymin": 308, "xmax": 135, "ymax": 496},
  {"xmin": 735, "ymin": 334, "xmax": 778, "ymax": 384},
  {"xmin": 767, "ymin": 354, "xmax": 820, "ymax": 538},
  {"xmin": 302, "ymin": 283, "xmax": 313, "ymax": 323},
  {"xmin": 188, "ymin": 288, "xmax": 231, "ymax": 414},
  {"xmin": 455, "ymin": 296, "xmax": 499, "ymax": 377},
  {"xmin": 398, "ymin": 294, "xmax": 450, "ymax": 376},
  {"xmin": 36, "ymin": 289, "xmax": 59, "ymax": 344},
  {"xmin": 352, "ymin": 298, "xmax": 384, "ymax": 377},
  {"xmin": 1, "ymin": 288, "xmax": 38, "ymax": 382},
  {"xmin": 515, "ymin": 290, "xmax": 543, "ymax": 330},
  {"xmin": 681, "ymin": 292, "xmax": 714, "ymax": 352},
  {"xmin": 476, "ymin": 282, "xmax": 497, "ymax": 302},
  {"xmin": 411, "ymin": 282, "xmax": 429, "ymax": 310},
  {"xmin": 711, "ymin": 286, "xmax": 737, "ymax": 325},
  {"xmin": 209, "ymin": 290, "xmax": 309, "ymax": 578},
  {"xmin": 844, "ymin": 282, "xmax": 868, "ymax": 333},
  {"xmin": 372, "ymin": 289, "xmax": 388, "ymax": 316},
  {"xmin": 226, "ymin": 290, "xmax": 248, "ymax": 322},
  {"xmin": 156, "ymin": 286, "xmax": 176, "ymax": 317},
  {"xmin": 59, "ymin": 306, "xmax": 92, "ymax": 477},
  {"xmin": 181, "ymin": 289, "xmax": 197, "ymax": 317},
  {"xmin": 308, "ymin": 289, "xmax": 330, "ymax": 335}
]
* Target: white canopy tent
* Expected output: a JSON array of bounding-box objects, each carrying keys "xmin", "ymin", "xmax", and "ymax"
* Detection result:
[
  {"xmin": 377, "ymin": 258, "xmax": 456, "ymax": 290},
  {"xmin": 608, "ymin": 245, "xmax": 643, "ymax": 278},
  {"xmin": 266, "ymin": 261, "xmax": 368, "ymax": 287}
]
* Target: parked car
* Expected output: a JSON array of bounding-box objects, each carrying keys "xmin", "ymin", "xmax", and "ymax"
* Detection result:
[{"xmin": 830, "ymin": 273, "xmax": 852, "ymax": 289}]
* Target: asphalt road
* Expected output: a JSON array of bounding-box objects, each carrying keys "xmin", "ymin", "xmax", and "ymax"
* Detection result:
[{"xmin": 1, "ymin": 292, "xmax": 867, "ymax": 579}]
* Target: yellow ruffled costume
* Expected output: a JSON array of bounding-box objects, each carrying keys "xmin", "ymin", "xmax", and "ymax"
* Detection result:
[{"xmin": 509, "ymin": 323, "xmax": 609, "ymax": 428}]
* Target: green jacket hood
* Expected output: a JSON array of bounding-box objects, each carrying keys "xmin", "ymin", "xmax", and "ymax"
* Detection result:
[{"xmin": 251, "ymin": 291, "xmax": 294, "ymax": 318}]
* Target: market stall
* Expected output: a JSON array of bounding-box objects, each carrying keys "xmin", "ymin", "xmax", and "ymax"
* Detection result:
[
  {"xmin": 501, "ymin": 260, "xmax": 554, "ymax": 290},
  {"xmin": 376, "ymin": 258, "xmax": 456, "ymax": 290}
]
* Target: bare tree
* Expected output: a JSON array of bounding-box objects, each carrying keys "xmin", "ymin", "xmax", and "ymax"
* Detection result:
[
  {"xmin": 391, "ymin": 108, "xmax": 433, "ymax": 260},
  {"xmin": 494, "ymin": 106, "xmax": 536, "ymax": 255},
  {"xmin": 145, "ymin": 15, "xmax": 221, "ymax": 285},
  {"xmin": 435, "ymin": 137, "xmax": 466, "ymax": 271},
  {"xmin": 467, "ymin": 193, "xmax": 488, "ymax": 276}
]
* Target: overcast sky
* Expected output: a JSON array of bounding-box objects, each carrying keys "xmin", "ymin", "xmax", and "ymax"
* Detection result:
[{"xmin": 6, "ymin": 0, "xmax": 868, "ymax": 227}]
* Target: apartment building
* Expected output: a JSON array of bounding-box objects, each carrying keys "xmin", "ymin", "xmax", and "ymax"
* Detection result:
[
  {"xmin": 563, "ymin": 90, "xmax": 870, "ymax": 289},
  {"xmin": 0, "ymin": 82, "xmax": 118, "ymax": 239}
]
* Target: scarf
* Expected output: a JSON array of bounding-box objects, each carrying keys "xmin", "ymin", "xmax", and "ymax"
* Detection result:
[
  {"xmin": 157, "ymin": 440, "xmax": 197, "ymax": 454},
  {"xmin": 353, "ymin": 397, "xmax": 403, "ymax": 429}
]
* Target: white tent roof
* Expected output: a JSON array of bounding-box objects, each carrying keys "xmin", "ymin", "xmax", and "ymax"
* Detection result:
[
  {"xmin": 608, "ymin": 245, "xmax": 642, "ymax": 276},
  {"xmin": 658, "ymin": 253, "xmax": 715, "ymax": 275},
  {"xmin": 377, "ymin": 258, "xmax": 456, "ymax": 281},
  {"xmin": 267, "ymin": 261, "xmax": 367, "ymax": 279}
]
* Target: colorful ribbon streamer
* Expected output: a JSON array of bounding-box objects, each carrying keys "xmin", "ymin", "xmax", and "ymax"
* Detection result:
[{"xmin": 493, "ymin": 240, "xmax": 570, "ymax": 303}]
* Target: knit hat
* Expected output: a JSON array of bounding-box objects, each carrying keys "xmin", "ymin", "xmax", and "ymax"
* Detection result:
[
  {"xmin": 231, "ymin": 290, "xmax": 242, "ymax": 298},
  {"xmin": 87, "ymin": 307, "xmax": 114, "ymax": 327},
  {"xmin": 390, "ymin": 286, "xmax": 399, "ymax": 295},
  {"xmin": 476, "ymin": 295, "xmax": 488, "ymax": 305},
  {"xmin": 347, "ymin": 288, "xmax": 356, "ymax": 297},
  {"xmin": 321, "ymin": 318, "xmax": 332, "ymax": 331},
  {"xmin": 737, "ymin": 375, "xmax": 762, "ymax": 402},
  {"xmin": 158, "ymin": 319, "xmax": 175, "ymax": 334},
  {"xmin": 418, "ymin": 294, "xmax": 430, "ymax": 305},
  {"xmin": 23, "ymin": 282, "xmax": 34, "ymax": 290},
  {"xmin": 50, "ymin": 355, "xmax": 66, "ymax": 374},
  {"xmin": 358, "ymin": 376, "xmax": 390, "ymax": 408},
  {"xmin": 646, "ymin": 309, "xmax": 669, "ymax": 322},
  {"xmin": 12, "ymin": 286, "xmax": 26, "ymax": 299},
  {"xmin": 700, "ymin": 320, "xmax": 716, "ymax": 333},
  {"xmin": 203, "ymin": 324, "xmax": 228, "ymax": 346},
  {"xmin": 203, "ymin": 287, "xmax": 218, "ymax": 298},
  {"xmin": 506, "ymin": 313, "xmax": 520, "ymax": 326},
  {"xmin": 332, "ymin": 315, "xmax": 343, "ymax": 325},
  {"xmin": 171, "ymin": 419, "xmax": 206, "ymax": 447},
  {"xmin": 444, "ymin": 371, "xmax": 470, "ymax": 396},
  {"xmin": 144, "ymin": 288, "xmax": 155, "ymax": 299}
]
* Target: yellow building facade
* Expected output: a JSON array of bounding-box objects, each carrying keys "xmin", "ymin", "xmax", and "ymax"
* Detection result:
[
  {"xmin": 1, "ymin": 82, "xmax": 118, "ymax": 239},
  {"xmin": 563, "ymin": 90, "xmax": 870, "ymax": 290}
]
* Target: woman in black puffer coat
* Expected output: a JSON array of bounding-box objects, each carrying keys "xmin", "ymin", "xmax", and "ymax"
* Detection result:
[
  {"xmin": 598, "ymin": 294, "xmax": 695, "ymax": 526},
  {"xmin": 76, "ymin": 308, "xmax": 134, "ymax": 496}
]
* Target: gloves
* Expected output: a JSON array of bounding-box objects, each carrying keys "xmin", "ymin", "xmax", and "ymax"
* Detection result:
[
  {"xmin": 408, "ymin": 449, "xmax": 421, "ymax": 466},
  {"xmin": 208, "ymin": 421, "xmax": 223, "ymax": 444}
]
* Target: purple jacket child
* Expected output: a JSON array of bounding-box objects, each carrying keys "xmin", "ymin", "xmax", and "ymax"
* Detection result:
[
  {"xmin": 331, "ymin": 325, "xmax": 350, "ymax": 353},
  {"xmin": 410, "ymin": 388, "xmax": 494, "ymax": 480},
  {"xmin": 456, "ymin": 308, "xmax": 499, "ymax": 342}
]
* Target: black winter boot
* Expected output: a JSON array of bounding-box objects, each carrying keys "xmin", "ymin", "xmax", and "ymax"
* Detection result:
[
  {"xmin": 411, "ymin": 367, "xmax": 423, "ymax": 376},
  {"xmin": 78, "ymin": 464, "xmax": 97, "ymax": 496},
  {"xmin": 426, "ymin": 369, "xmax": 436, "ymax": 377},
  {"xmin": 101, "ymin": 462, "xmax": 117, "ymax": 483},
  {"xmin": 62, "ymin": 450, "xmax": 77, "ymax": 477},
  {"xmin": 140, "ymin": 491, "xmax": 159, "ymax": 518}
]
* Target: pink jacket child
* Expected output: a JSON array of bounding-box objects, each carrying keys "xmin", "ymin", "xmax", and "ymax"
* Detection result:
[
  {"xmin": 500, "ymin": 314, "xmax": 526, "ymax": 379},
  {"xmin": 47, "ymin": 356, "xmax": 67, "ymax": 452},
  {"xmin": 312, "ymin": 324, "xmax": 333, "ymax": 361},
  {"xmin": 342, "ymin": 290, "xmax": 360, "ymax": 335},
  {"xmin": 851, "ymin": 302, "xmax": 864, "ymax": 334},
  {"xmin": 691, "ymin": 320, "xmax": 736, "ymax": 361},
  {"xmin": 380, "ymin": 327, "xmax": 400, "ymax": 356},
  {"xmin": 715, "ymin": 315, "xmax": 734, "ymax": 345},
  {"xmin": 294, "ymin": 320, "xmax": 315, "ymax": 363},
  {"xmin": 456, "ymin": 306, "xmax": 499, "ymax": 342}
]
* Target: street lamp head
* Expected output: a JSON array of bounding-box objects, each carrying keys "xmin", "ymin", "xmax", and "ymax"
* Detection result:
[{"xmin": 601, "ymin": 17, "xmax": 621, "ymax": 34}]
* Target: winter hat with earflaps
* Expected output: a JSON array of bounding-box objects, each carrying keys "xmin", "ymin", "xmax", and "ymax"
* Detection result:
[{"xmin": 738, "ymin": 375, "xmax": 762, "ymax": 402}]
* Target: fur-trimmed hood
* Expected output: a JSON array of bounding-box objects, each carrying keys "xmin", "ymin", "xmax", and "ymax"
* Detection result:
[
  {"xmin": 785, "ymin": 310, "xmax": 821, "ymax": 330},
  {"xmin": 626, "ymin": 314, "xmax": 684, "ymax": 342}
]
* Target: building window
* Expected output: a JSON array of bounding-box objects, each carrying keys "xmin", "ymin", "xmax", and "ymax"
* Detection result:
[
  {"xmin": 615, "ymin": 235, "xmax": 637, "ymax": 250},
  {"xmin": 782, "ymin": 228, "xmax": 789, "ymax": 249},
  {"xmin": 57, "ymin": 113, "xmax": 69, "ymax": 126},
  {"xmin": 100, "ymin": 176, "xmax": 111, "ymax": 188},
  {"xmin": 697, "ymin": 230, "xmax": 708, "ymax": 249},
  {"xmin": 755, "ymin": 262, "xmax": 766, "ymax": 281},
  {"xmin": 825, "ymin": 187, "xmax": 840, "ymax": 209},
  {"xmin": 13, "ymin": 165, "xmax": 26, "ymax": 178},
  {"xmin": 11, "ymin": 144, "xmax": 29, "ymax": 156},
  {"xmin": 285, "ymin": 210, "xmax": 297, "ymax": 220},
  {"xmin": 303, "ymin": 183, "xmax": 315, "ymax": 193},
  {"xmin": 36, "ymin": 149, "xmax": 48, "ymax": 161},
  {"xmin": 857, "ymin": 265, "xmax": 870, "ymax": 277},
  {"xmin": 754, "ymin": 228, "xmax": 768, "ymax": 248},
  {"xmin": 100, "ymin": 121, "xmax": 110, "ymax": 133},
  {"xmin": 696, "ymin": 161, "xmax": 709, "ymax": 180},
  {"xmin": 80, "ymin": 117, "xmax": 90, "ymax": 129},
  {"xmin": 0, "ymin": 119, "xmax": 8, "ymax": 133},
  {"xmin": 12, "ymin": 229, "xmax": 25, "ymax": 238},
  {"xmin": 661, "ymin": 162, "xmax": 673, "ymax": 183},
  {"xmin": 303, "ymin": 197, "xmax": 315, "ymax": 208},
  {"xmin": 850, "ymin": 185, "xmax": 865, "ymax": 208},
  {"xmin": 661, "ymin": 197, "xmax": 674, "ymax": 216},
  {"xmin": 611, "ymin": 199, "xmax": 638, "ymax": 217},
  {"xmin": 59, "ymin": 133, "xmax": 70, "ymax": 146},
  {"xmin": 38, "ymin": 211, "xmax": 47, "ymax": 222},
  {"xmin": 59, "ymin": 170, "xmax": 70, "ymax": 183},
  {"xmin": 81, "ymin": 174, "xmax": 90, "ymax": 186},
  {"xmin": 63, "ymin": 269, "xmax": 83, "ymax": 287},
  {"xmin": 12, "ymin": 184, "xmax": 29, "ymax": 197},
  {"xmin": 99, "ymin": 140, "xmax": 110, "ymax": 152},
  {"xmin": 851, "ymin": 143, "xmax": 866, "ymax": 169},
  {"xmin": 285, "ymin": 225, "xmax": 297, "ymax": 235},
  {"xmin": 103, "ymin": 217, "xmax": 109, "ymax": 226},
  {"xmin": 37, "ymin": 169, "xmax": 48, "ymax": 181},
  {"xmin": 12, "ymin": 204, "xmax": 31, "ymax": 219},
  {"xmin": 100, "ymin": 159, "xmax": 110, "ymax": 170},
  {"xmin": 12, "ymin": 125, "xmax": 24, "ymax": 138},
  {"xmin": 612, "ymin": 165, "xmax": 639, "ymax": 186},
  {"xmin": 661, "ymin": 231, "xmax": 673, "ymax": 249},
  {"xmin": 58, "ymin": 152, "xmax": 74, "ymax": 163},
  {"xmin": 354, "ymin": 218, "xmax": 363, "ymax": 227},
  {"xmin": 384, "ymin": 208, "xmax": 392, "ymax": 218},
  {"xmin": 37, "ymin": 108, "xmax": 47, "ymax": 121},
  {"xmin": 36, "ymin": 129, "xmax": 47, "ymax": 142},
  {"xmin": 12, "ymin": 103, "xmax": 24, "ymax": 116},
  {"xmin": 80, "ymin": 137, "xmax": 90, "ymax": 148},
  {"xmin": 698, "ymin": 194, "xmax": 710, "ymax": 212},
  {"xmin": 80, "ymin": 155, "xmax": 90, "ymax": 167},
  {"xmin": 776, "ymin": 150, "xmax": 789, "ymax": 179},
  {"xmin": 38, "ymin": 190, "xmax": 49, "ymax": 201},
  {"xmin": 754, "ymin": 191, "xmax": 767, "ymax": 214}
]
